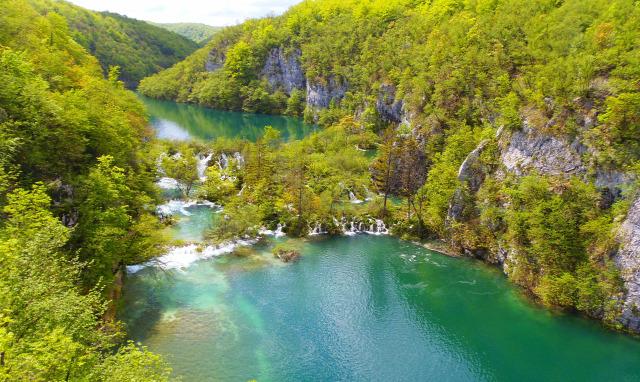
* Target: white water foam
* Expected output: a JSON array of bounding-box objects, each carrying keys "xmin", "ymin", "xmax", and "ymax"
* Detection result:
[
  {"xmin": 349, "ymin": 191, "xmax": 363, "ymax": 204},
  {"xmin": 157, "ymin": 199, "xmax": 218, "ymax": 217},
  {"xmin": 334, "ymin": 217, "xmax": 390, "ymax": 235},
  {"xmin": 198, "ymin": 152, "xmax": 213, "ymax": 181},
  {"xmin": 259, "ymin": 223, "xmax": 286, "ymax": 238},
  {"xmin": 156, "ymin": 177, "xmax": 179, "ymax": 190},
  {"xmin": 308, "ymin": 222, "xmax": 328, "ymax": 236},
  {"xmin": 127, "ymin": 238, "xmax": 257, "ymax": 273}
]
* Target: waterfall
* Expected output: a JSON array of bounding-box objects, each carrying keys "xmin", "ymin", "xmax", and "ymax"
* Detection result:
[
  {"xmin": 309, "ymin": 222, "xmax": 328, "ymax": 236},
  {"xmin": 197, "ymin": 152, "xmax": 213, "ymax": 181},
  {"xmin": 157, "ymin": 199, "xmax": 218, "ymax": 217},
  {"xmin": 233, "ymin": 152, "xmax": 245, "ymax": 167},
  {"xmin": 333, "ymin": 216, "xmax": 389, "ymax": 236},
  {"xmin": 126, "ymin": 238, "xmax": 257, "ymax": 273},
  {"xmin": 349, "ymin": 191, "xmax": 363, "ymax": 204},
  {"xmin": 259, "ymin": 223, "xmax": 286, "ymax": 238},
  {"xmin": 219, "ymin": 153, "xmax": 228, "ymax": 169},
  {"xmin": 156, "ymin": 177, "xmax": 179, "ymax": 190},
  {"xmin": 363, "ymin": 185, "xmax": 374, "ymax": 201}
]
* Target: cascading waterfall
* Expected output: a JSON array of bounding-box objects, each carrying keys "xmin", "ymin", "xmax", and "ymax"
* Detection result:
[
  {"xmin": 333, "ymin": 217, "xmax": 389, "ymax": 236},
  {"xmin": 126, "ymin": 238, "xmax": 258, "ymax": 274},
  {"xmin": 198, "ymin": 152, "xmax": 214, "ymax": 181},
  {"xmin": 349, "ymin": 191, "xmax": 363, "ymax": 204},
  {"xmin": 259, "ymin": 223, "xmax": 286, "ymax": 238},
  {"xmin": 142, "ymin": 148, "xmax": 387, "ymax": 278},
  {"xmin": 363, "ymin": 185, "xmax": 374, "ymax": 201},
  {"xmin": 219, "ymin": 153, "xmax": 228, "ymax": 169},
  {"xmin": 308, "ymin": 222, "xmax": 328, "ymax": 236}
]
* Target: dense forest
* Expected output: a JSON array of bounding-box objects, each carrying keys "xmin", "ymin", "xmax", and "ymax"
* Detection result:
[
  {"xmin": 148, "ymin": 22, "xmax": 221, "ymax": 45},
  {"xmin": 0, "ymin": 0, "xmax": 176, "ymax": 379},
  {"xmin": 140, "ymin": 0, "xmax": 640, "ymax": 329},
  {"xmin": 27, "ymin": 0, "xmax": 199, "ymax": 88},
  {"xmin": 3, "ymin": 0, "xmax": 640, "ymax": 378}
]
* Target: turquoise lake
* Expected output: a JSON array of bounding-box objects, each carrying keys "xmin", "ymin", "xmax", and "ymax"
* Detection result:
[
  {"xmin": 122, "ymin": 100, "xmax": 640, "ymax": 381},
  {"xmin": 139, "ymin": 95, "xmax": 316, "ymax": 142}
]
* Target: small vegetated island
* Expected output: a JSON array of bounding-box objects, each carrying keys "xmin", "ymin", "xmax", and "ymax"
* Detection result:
[{"xmin": 3, "ymin": 0, "xmax": 640, "ymax": 380}]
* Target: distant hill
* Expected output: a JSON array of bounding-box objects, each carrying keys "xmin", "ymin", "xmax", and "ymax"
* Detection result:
[
  {"xmin": 148, "ymin": 22, "xmax": 221, "ymax": 44},
  {"xmin": 28, "ymin": 0, "xmax": 199, "ymax": 88}
]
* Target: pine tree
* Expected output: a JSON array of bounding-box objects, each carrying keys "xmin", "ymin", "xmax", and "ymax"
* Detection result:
[{"xmin": 371, "ymin": 126, "xmax": 400, "ymax": 219}]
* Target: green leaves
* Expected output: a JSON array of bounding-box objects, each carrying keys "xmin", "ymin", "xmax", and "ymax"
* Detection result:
[
  {"xmin": 161, "ymin": 146, "xmax": 200, "ymax": 199},
  {"xmin": 0, "ymin": 185, "xmax": 174, "ymax": 381},
  {"xmin": 225, "ymin": 41, "xmax": 258, "ymax": 82}
]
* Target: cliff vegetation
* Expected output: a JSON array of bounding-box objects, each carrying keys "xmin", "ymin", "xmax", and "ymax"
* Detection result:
[
  {"xmin": 0, "ymin": 0, "xmax": 176, "ymax": 379},
  {"xmin": 141, "ymin": 0, "xmax": 640, "ymax": 330}
]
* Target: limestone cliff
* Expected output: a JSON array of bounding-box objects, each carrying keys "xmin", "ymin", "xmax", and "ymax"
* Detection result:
[
  {"xmin": 261, "ymin": 48, "xmax": 306, "ymax": 95},
  {"xmin": 615, "ymin": 196, "xmax": 640, "ymax": 331},
  {"xmin": 446, "ymin": 103, "xmax": 640, "ymax": 331},
  {"xmin": 204, "ymin": 43, "xmax": 228, "ymax": 72},
  {"xmin": 306, "ymin": 77, "xmax": 348, "ymax": 109},
  {"xmin": 376, "ymin": 84, "xmax": 405, "ymax": 124}
]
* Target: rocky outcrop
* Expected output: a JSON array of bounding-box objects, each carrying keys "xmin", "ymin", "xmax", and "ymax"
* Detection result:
[
  {"xmin": 204, "ymin": 43, "xmax": 229, "ymax": 72},
  {"xmin": 499, "ymin": 124, "xmax": 588, "ymax": 178},
  {"xmin": 498, "ymin": 121, "xmax": 632, "ymax": 196},
  {"xmin": 615, "ymin": 196, "xmax": 640, "ymax": 331},
  {"xmin": 261, "ymin": 48, "xmax": 305, "ymax": 95},
  {"xmin": 306, "ymin": 77, "xmax": 348, "ymax": 109},
  {"xmin": 447, "ymin": 140, "xmax": 490, "ymax": 223},
  {"xmin": 376, "ymin": 84, "xmax": 404, "ymax": 123},
  {"xmin": 445, "ymin": 107, "xmax": 640, "ymax": 331},
  {"xmin": 204, "ymin": 58, "xmax": 223, "ymax": 72},
  {"xmin": 458, "ymin": 140, "xmax": 490, "ymax": 193}
]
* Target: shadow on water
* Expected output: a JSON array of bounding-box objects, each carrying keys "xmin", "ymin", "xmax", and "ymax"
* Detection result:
[{"xmin": 121, "ymin": 268, "xmax": 179, "ymax": 343}]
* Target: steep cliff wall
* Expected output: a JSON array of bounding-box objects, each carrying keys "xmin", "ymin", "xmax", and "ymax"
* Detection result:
[
  {"xmin": 445, "ymin": 101, "xmax": 640, "ymax": 331},
  {"xmin": 376, "ymin": 84, "xmax": 405, "ymax": 124},
  {"xmin": 306, "ymin": 77, "xmax": 348, "ymax": 109},
  {"xmin": 261, "ymin": 48, "xmax": 306, "ymax": 95},
  {"xmin": 615, "ymin": 196, "xmax": 640, "ymax": 331}
]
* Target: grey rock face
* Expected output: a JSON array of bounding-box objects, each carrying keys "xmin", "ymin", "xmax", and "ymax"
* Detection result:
[
  {"xmin": 615, "ymin": 195, "xmax": 640, "ymax": 332},
  {"xmin": 204, "ymin": 44, "xmax": 228, "ymax": 72},
  {"xmin": 500, "ymin": 125, "xmax": 588, "ymax": 178},
  {"xmin": 306, "ymin": 77, "xmax": 348, "ymax": 109},
  {"xmin": 458, "ymin": 140, "xmax": 490, "ymax": 193},
  {"xmin": 447, "ymin": 140, "xmax": 490, "ymax": 223},
  {"xmin": 204, "ymin": 59, "xmax": 223, "ymax": 72},
  {"xmin": 261, "ymin": 48, "xmax": 306, "ymax": 95},
  {"xmin": 376, "ymin": 84, "xmax": 404, "ymax": 123},
  {"xmin": 500, "ymin": 124, "xmax": 633, "ymax": 195},
  {"xmin": 594, "ymin": 169, "xmax": 632, "ymax": 193}
]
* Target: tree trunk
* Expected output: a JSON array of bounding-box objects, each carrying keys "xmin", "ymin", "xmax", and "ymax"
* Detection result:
[
  {"xmin": 382, "ymin": 153, "xmax": 392, "ymax": 218},
  {"xmin": 418, "ymin": 187, "xmax": 424, "ymax": 238}
]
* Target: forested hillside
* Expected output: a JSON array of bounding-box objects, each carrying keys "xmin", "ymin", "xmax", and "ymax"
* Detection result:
[
  {"xmin": 28, "ymin": 0, "xmax": 199, "ymax": 88},
  {"xmin": 0, "ymin": 0, "xmax": 175, "ymax": 379},
  {"xmin": 149, "ymin": 22, "xmax": 221, "ymax": 44},
  {"xmin": 140, "ymin": 0, "xmax": 640, "ymax": 331}
]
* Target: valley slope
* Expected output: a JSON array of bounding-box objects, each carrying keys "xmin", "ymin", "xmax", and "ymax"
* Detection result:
[{"xmin": 139, "ymin": 0, "xmax": 640, "ymax": 332}]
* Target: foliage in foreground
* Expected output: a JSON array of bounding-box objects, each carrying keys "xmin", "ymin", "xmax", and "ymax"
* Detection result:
[
  {"xmin": 0, "ymin": 0, "xmax": 174, "ymax": 379},
  {"xmin": 0, "ymin": 185, "xmax": 175, "ymax": 381}
]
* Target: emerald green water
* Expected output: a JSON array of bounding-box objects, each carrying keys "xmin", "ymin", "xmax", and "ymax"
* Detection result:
[
  {"xmin": 123, "ymin": 234, "xmax": 640, "ymax": 381},
  {"xmin": 139, "ymin": 95, "xmax": 316, "ymax": 142},
  {"xmin": 128, "ymin": 99, "xmax": 640, "ymax": 381}
]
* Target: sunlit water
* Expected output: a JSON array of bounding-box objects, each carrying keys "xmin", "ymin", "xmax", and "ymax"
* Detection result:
[
  {"xmin": 139, "ymin": 95, "xmax": 316, "ymax": 142},
  {"xmin": 123, "ymin": 235, "xmax": 640, "ymax": 381},
  {"xmin": 123, "ymin": 100, "xmax": 640, "ymax": 381}
]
